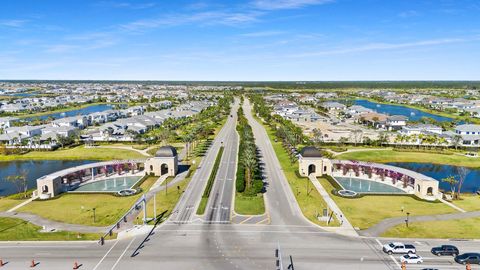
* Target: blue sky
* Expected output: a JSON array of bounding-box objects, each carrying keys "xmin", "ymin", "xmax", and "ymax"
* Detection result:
[{"xmin": 0, "ymin": 0, "xmax": 479, "ymax": 81}]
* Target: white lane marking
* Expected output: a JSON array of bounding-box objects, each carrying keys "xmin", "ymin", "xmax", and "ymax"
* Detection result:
[
  {"xmin": 389, "ymin": 254, "xmax": 401, "ymax": 269},
  {"xmin": 111, "ymin": 237, "xmax": 136, "ymax": 270},
  {"xmin": 93, "ymin": 240, "xmax": 119, "ymax": 270},
  {"xmin": 375, "ymin": 239, "xmax": 383, "ymax": 248},
  {"xmin": 376, "ymin": 239, "xmax": 400, "ymax": 269}
]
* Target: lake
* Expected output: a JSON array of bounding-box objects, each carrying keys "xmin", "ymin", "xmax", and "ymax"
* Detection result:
[
  {"xmin": 24, "ymin": 104, "xmax": 114, "ymax": 121},
  {"xmin": 353, "ymin": 99, "xmax": 454, "ymax": 122},
  {"xmin": 387, "ymin": 162, "xmax": 480, "ymax": 193},
  {"xmin": 0, "ymin": 160, "xmax": 96, "ymax": 196}
]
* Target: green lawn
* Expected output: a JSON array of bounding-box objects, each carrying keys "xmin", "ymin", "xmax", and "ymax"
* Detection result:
[
  {"xmin": 235, "ymin": 193, "xmax": 265, "ymax": 215},
  {"xmin": 452, "ymin": 194, "xmax": 480, "ymax": 211},
  {"xmin": 0, "ymin": 217, "xmax": 105, "ymax": 241},
  {"xmin": 0, "ymin": 197, "xmax": 28, "ymax": 211},
  {"xmin": 17, "ymin": 176, "xmax": 157, "ymax": 226},
  {"xmin": 143, "ymin": 175, "xmax": 193, "ymax": 222},
  {"xmin": 336, "ymin": 149, "xmax": 480, "ymax": 168},
  {"xmin": 319, "ymin": 178, "xmax": 456, "ymax": 229},
  {"xmin": 0, "ymin": 145, "xmax": 146, "ymax": 161},
  {"xmin": 382, "ymin": 217, "xmax": 480, "ymax": 239},
  {"xmin": 262, "ymin": 121, "xmax": 337, "ymax": 226}
]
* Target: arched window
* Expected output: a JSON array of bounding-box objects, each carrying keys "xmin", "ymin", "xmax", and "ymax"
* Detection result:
[
  {"xmin": 150, "ymin": 165, "xmax": 153, "ymax": 171},
  {"xmin": 417, "ymin": 184, "xmax": 420, "ymax": 192}
]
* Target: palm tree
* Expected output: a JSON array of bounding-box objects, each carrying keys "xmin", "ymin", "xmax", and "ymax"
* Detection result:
[
  {"xmin": 242, "ymin": 147, "xmax": 256, "ymax": 190},
  {"xmin": 312, "ymin": 128, "xmax": 323, "ymax": 147},
  {"xmin": 452, "ymin": 135, "xmax": 462, "ymax": 150},
  {"xmin": 441, "ymin": 176, "xmax": 458, "ymax": 198}
]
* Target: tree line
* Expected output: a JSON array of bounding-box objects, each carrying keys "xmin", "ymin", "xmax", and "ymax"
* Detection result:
[{"xmin": 236, "ymin": 105, "xmax": 263, "ymax": 196}]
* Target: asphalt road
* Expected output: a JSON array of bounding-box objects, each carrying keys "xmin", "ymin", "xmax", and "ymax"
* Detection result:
[
  {"xmin": 204, "ymin": 100, "xmax": 238, "ymax": 224},
  {"xmin": 169, "ymin": 99, "xmax": 239, "ymax": 224},
  {"xmin": 1, "ymin": 99, "xmax": 479, "ymax": 270}
]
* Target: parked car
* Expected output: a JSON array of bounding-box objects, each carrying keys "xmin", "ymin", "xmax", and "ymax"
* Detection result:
[
  {"xmin": 455, "ymin": 253, "xmax": 480, "ymax": 265},
  {"xmin": 383, "ymin": 242, "xmax": 416, "ymax": 255},
  {"xmin": 400, "ymin": 254, "xmax": 423, "ymax": 264},
  {"xmin": 431, "ymin": 245, "xmax": 459, "ymax": 256}
]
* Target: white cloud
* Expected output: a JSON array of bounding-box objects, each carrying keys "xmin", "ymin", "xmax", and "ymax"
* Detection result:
[
  {"xmin": 0, "ymin": 19, "xmax": 29, "ymax": 28},
  {"xmin": 119, "ymin": 11, "xmax": 262, "ymax": 32},
  {"xmin": 398, "ymin": 10, "xmax": 419, "ymax": 18},
  {"xmin": 95, "ymin": 1, "xmax": 156, "ymax": 10},
  {"xmin": 290, "ymin": 37, "xmax": 476, "ymax": 57},
  {"xmin": 252, "ymin": 0, "xmax": 334, "ymax": 10},
  {"xmin": 240, "ymin": 30, "xmax": 286, "ymax": 37}
]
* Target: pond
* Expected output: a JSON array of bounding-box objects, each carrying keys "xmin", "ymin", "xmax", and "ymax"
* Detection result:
[
  {"xmin": 24, "ymin": 104, "xmax": 114, "ymax": 121},
  {"xmin": 352, "ymin": 99, "xmax": 454, "ymax": 122},
  {"xmin": 387, "ymin": 162, "xmax": 480, "ymax": 193},
  {"xmin": 0, "ymin": 160, "xmax": 96, "ymax": 196}
]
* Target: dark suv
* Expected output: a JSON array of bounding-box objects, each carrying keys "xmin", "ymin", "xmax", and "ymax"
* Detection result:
[
  {"xmin": 431, "ymin": 245, "xmax": 459, "ymax": 256},
  {"xmin": 455, "ymin": 253, "xmax": 480, "ymax": 265}
]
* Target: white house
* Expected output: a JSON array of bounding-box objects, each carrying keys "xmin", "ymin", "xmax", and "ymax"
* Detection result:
[
  {"xmin": 399, "ymin": 124, "xmax": 443, "ymax": 136},
  {"xmin": 0, "ymin": 117, "xmax": 19, "ymax": 129},
  {"xmin": 386, "ymin": 115, "xmax": 408, "ymax": 130},
  {"xmin": 321, "ymin": 101, "xmax": 346, "ymax": 112}
]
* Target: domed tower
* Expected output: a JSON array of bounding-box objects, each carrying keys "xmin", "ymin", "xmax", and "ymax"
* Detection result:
[
  {"xmin": 298, "ymin": 146, "xmax": 332, "ymax": 177},
  {"xmin": 145, "ymin": 145, "xmax": 178, "ymax": 177}
]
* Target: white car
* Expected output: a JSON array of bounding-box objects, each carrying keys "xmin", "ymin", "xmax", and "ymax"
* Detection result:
[{"xmin": 400, "ymin": 254, "xmax": 423, "ymax": 264}]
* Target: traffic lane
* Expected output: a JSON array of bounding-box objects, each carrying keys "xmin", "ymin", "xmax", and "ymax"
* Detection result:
[
  {"xmin": 172, "ymin": 108, "xmax": 232, "ymax": 223},
  {"xmin": 373, "ymin": 238, "xmax": 480, "ymax": 270},
  {"xmin": 205, "ymin": 128, "xmax": 235, "ymax": 222},
  {"xmin": 0, "ymin": 238, "xmax": 139, "ymax": 270},
  {"xmin": 210, "ymin": 225, "xmax": 390, "ymax": 270},
  {"xmin": 218, "ymin": 130, "xmax": 238, "ymax": 222},
  {"xmin": 243, "ymin": 100, "xmax": 308, "ymax": 227}
]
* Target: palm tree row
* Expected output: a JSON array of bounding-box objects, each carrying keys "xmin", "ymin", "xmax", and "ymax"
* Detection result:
[{"xmin": 236, "ymin": 106, "xmax": 263, "ymax": 195}]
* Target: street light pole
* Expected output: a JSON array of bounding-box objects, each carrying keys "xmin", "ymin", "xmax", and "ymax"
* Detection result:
[
  {"xmin": 93, "ymin": 208, "xmax": 96, "ymax": 224},
  {"xmin": 405, "ymin": 212, "xmax": 410, "ymax": 228}
]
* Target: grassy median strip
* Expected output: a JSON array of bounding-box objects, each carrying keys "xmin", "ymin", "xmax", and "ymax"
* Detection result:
[
  {"xmin": 0, "ymin": 217, "xmax": 106, "ymax": 241},
  {"xmin": 196, "ymin": 146, "xmax": 224, "ymax": 215}
]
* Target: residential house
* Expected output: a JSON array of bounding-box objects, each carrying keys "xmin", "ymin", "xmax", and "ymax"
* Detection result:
[
  {"xmin": 399, "ymin": 124, "xmax": 443, "ymax": 136},
  {"xmin": 321, "ymin": 101, "xmax": 346, "ymax": 112},
  {"xmin": 356, "ymin": 112, "xmax": 388, "ymax": 129},
  {"xmin": 0, "ymin": 117, "xmax": 19, "ymax": 129},
  {"xmin": 386, "ymin": 115, "xmax": 408, "ymax": 131}
]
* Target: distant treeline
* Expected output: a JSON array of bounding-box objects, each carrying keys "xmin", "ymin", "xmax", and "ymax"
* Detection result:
[{"xmin": 1, "ymin": 80, "xmax": 479, "ymax": 89}]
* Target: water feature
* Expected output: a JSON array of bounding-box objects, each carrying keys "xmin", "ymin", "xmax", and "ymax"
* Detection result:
[
  {"xmin": 0, "ymin": 160, "xmax": 96, "ymax": 196},
  {"xmin": 334, "ymin": 176, "xmax": 406, "ymax": 193},
  {"xmin": 350, "ymin": 99, "xmax": 454, "ymax": 122},
  {"xmin": 71, "ymin": 176, "xmax": 141, "ymax": 192},
  {"xmin": 387, "ymin": 162, "xmax": 480, "ymax": 193},
  {"xmin": 24, "ymin": 104, "xmax": 114, "ymax": 121}
]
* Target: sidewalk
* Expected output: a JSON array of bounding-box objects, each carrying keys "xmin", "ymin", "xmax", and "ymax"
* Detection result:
[{"xmin": 308, "ymin": 175, "xmax": 358, "ymax": 236}]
